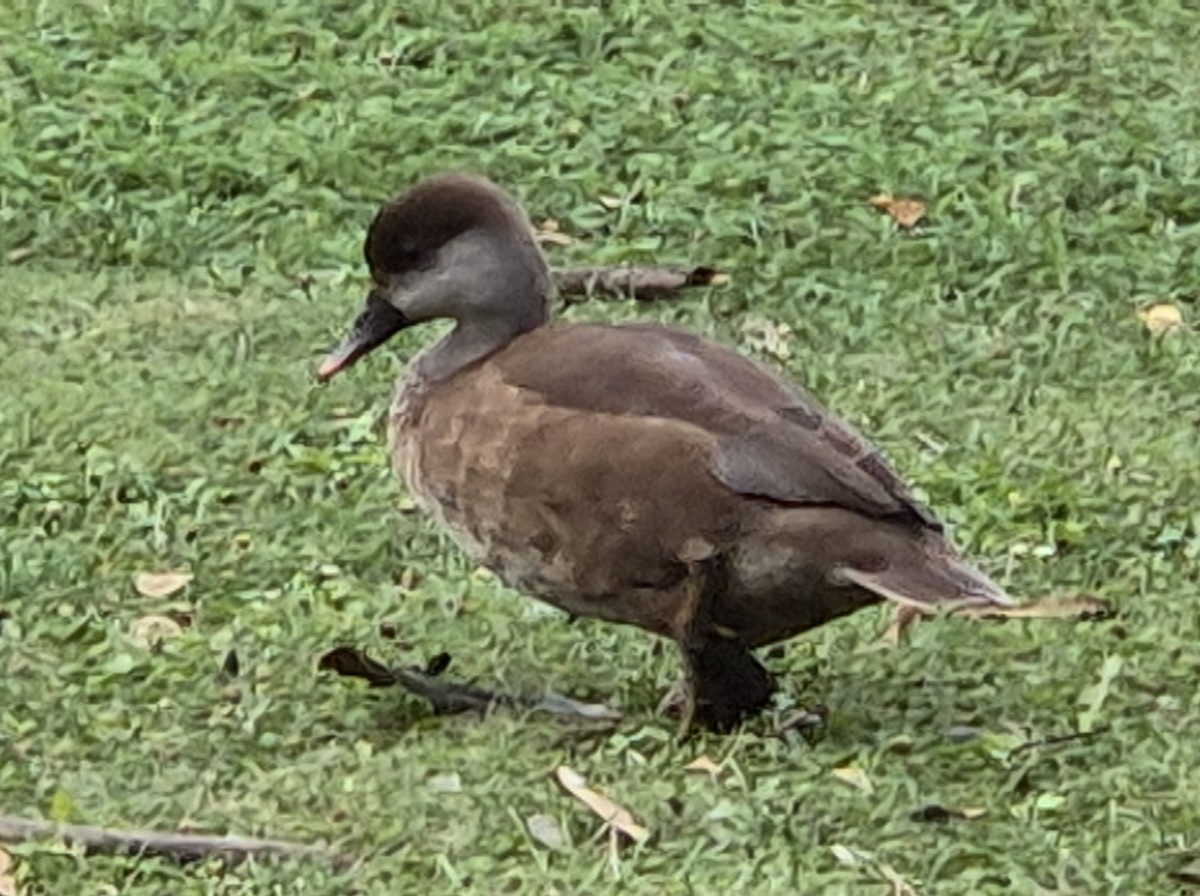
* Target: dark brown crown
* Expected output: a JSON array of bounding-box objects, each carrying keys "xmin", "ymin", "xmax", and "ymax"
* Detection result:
[{"xmin": 364, "ymin": 173, "xmax": 530, "ymax": 283}]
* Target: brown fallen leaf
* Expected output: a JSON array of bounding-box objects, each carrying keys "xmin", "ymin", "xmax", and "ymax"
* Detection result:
[
  {"xmin": 133, "ymin": 571, "xmax": 193, "ymax": 598},
  {"xmin": 869, "ymin": 194, "xmax": 927, "ymax": 230},
  {"xmin": 831, "ymin": 764, "xmax": 874, "ymax": 794},
  {"xmin": 554, "ymin": 765, "xmax": 649, "ymax": 844},
  {"xmin": 1137, "ymin": 302, "xmax": 1184, "ymax": 335},
  {"xmin": 129, "ymin": 615, "xmax": 185, "ymax": 649}
]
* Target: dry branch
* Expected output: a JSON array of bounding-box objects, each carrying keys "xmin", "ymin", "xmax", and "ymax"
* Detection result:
[
  {"xmin": 0, "ymin": 816, "xmax": 353, "ymax": 870},
  {"xmin": 318, "ymin": 646, "xmax": 620, "ymax": 722},
  {"xmin": 552, "ymin": 264, "xmax": 726, "ymax": 303}
]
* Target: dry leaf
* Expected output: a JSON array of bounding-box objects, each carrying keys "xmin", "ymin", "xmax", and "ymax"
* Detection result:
[
  {"xmin": 684, "ymin": 755, "xmax": 721, "ymax": 777},
  {"xmin": 129, "ymin": 615, "xmax": 184, "ymax": 648},
  {"xmin": 555, "ymin": 765, "xmax": 649, "ymax": 843},
  {"xmin": 6, "ymin": 246, "xmax": 35, "ymax": 265},
  {"xmin": 535, "ymin": 218, "xmax": 574, "ymax": 246},
  {"xmin": 0, "ymin": 846, "xmax": 15, "ymax": 896},
  {"xmin": 526, "ymin": 813, "xmax": 566, "ymax": 850},
  {"xmin": 831, "ymin": 765, "xmax": 875, "ymax": 794},
  {"xmin": 597, "ymin": 194, "xmax": 623, "ymax": 210},
  {"xmin": 133, "ymin": 571, "xmax": 193, "ymax": 598},
  {"xmin": 869, "ymin": 194, "xmax": 927, "ymax": 229},
  {"xmin": 1137, "ymin": 302, "xmax": 1184, "ymax": 335}
]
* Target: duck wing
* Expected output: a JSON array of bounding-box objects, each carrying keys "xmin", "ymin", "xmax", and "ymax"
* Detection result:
[{"xmin": 491, "ymin": 322, "xmax": 941, "ymax": 531}]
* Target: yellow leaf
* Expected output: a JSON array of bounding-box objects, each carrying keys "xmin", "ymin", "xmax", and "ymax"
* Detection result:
[
  {"xmin": 130, "ymin": 615, "xmax": 185, "ymax": 648},
  {"xmin": 831, "ymin": 764, "xmax": 875, "ymax": 794},
  {"xmin": 597, "ymin": 194, "xmax": 623, "ymax": 210},
  {"xmin": 554, "ymin": 765, "xmax": 649, "ymax": 843},
  {"xmin": 133, "ymin": 571, "xmax": 193, "ymax": 598},
  {"xmin": 1137, "ymin": 302, "xmax": 1184, "ymax": 335}
]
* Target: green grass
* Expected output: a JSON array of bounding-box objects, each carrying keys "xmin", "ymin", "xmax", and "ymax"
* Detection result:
[{"xmin": 3, "ymin": 0, "xmax": 1200, "ymax": 893}]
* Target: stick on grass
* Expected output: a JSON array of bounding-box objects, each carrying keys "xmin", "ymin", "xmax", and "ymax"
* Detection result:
[
  {"xmin": 0, "ymin": 815, "xmax": 354, "ymax": 870},
  {"xmin": 552, "ymin": 264, "xmax": 726, "ymax": 302}
]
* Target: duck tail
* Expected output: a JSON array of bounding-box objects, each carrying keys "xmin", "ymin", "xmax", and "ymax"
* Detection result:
[{"xmin": 837, "ymin": 536, "xmax": 1015, "ymax": 613}]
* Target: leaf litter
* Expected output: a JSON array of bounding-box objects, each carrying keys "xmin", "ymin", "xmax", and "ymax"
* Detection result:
[
  {"xmin": 869, "ymin": 194, "xmax": 928, "ymax": 230},
  {"xmin": 133, "ymin": 571, "xmax": 193, "ymax": 598},
  {"xmin": 554, "ymin": 765, "xmax": 649, "ymax": 844}
]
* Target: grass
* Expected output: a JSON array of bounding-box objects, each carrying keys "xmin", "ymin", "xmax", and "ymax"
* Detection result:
[{"xmin": 2, "ymin": 0, "xmax": 1200, "ymax": 892}]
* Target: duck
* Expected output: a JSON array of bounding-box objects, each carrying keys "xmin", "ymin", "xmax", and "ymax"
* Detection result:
[{"xmin": 316, "ymin": 172, "xmax": 1015, "ymax": 731}]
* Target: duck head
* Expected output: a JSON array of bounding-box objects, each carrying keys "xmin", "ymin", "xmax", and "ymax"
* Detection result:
[{"xmin": 317, "ymin": 173, "xmax": 553, "ymax": 381}]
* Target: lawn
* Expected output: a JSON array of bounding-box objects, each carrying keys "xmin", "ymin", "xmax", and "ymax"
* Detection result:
[{"xmin": 2, "ymin": 0, "xmax": 1200, "ymax": 893}]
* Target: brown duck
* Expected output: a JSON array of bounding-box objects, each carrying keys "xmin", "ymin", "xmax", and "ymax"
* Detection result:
[{"xmin": 317, "ymin": 172, "xmax": 1014, "ymax": 730}]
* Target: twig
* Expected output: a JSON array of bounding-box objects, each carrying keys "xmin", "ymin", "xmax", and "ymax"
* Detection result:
[
  {"xmin": 552, "ymin": 265, "xmax": 726, "ymax": 303},
  {"xmin": 1008, "ymin": 726, "xmax": 1111, "ymax": 757},
  {"xmin": 0, "ymin": 816, "xmax": 354, "ymax": 870},
  {"xmin": 318, "ymin": 646, "xmax": 621, "ymax": 722}
]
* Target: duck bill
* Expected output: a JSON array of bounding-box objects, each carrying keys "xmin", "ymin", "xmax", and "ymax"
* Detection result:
[{"xmin": 316, "ymin": 292, "xmax": 410, "ymax": 381}]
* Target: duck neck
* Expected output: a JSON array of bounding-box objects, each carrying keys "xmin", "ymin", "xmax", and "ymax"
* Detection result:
[
  {"xmin": 417, "ymin": 314, "xmax": 540, "ymax": 382},
  {"xmin": 410, "ymin": 235, "xmax": 553, "ymax": 382}
]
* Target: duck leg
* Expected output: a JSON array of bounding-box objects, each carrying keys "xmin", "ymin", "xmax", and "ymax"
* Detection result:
[
  {"xmin": 679, "ymin": 634, "xmax": 775, "ymax": 732},
  {"xmin": 672, "ymin": 556, "xmax": 775, "ymax": 732}
]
